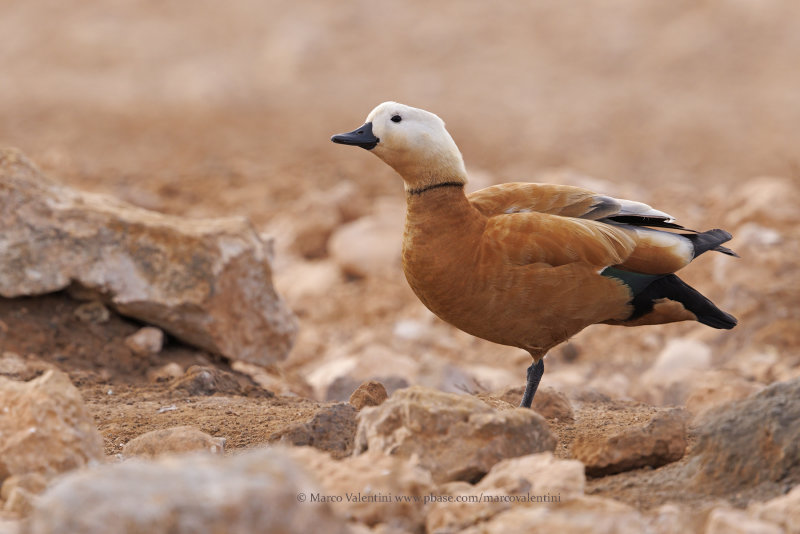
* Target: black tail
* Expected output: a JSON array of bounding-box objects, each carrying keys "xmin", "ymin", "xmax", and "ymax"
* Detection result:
[
  {"xmin": 630, "ymin": 274, "xmax": 737, "ymax": 329},
  {"xmin": 683, "ymin": 229, "xmax": 739, "ymax": 258}
]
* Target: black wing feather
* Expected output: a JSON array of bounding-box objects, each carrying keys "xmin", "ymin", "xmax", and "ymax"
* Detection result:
[{"xmin": 604, "ymin": 215, "xmax": 690, "ymax": 231}]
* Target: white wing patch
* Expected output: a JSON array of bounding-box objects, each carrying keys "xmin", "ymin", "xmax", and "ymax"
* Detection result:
[
  {"xmin": 633, "ymin": 227, "xmax": 694, "ymax": 261},
  {"xmin": 615, "ymin": 198, "xmax": 675, "ymax": 222}
]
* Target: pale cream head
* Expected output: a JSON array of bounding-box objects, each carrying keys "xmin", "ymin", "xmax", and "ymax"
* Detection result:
[{"xmin": 364, "ymin": 102, "xmax": 468, "ymax": 191}]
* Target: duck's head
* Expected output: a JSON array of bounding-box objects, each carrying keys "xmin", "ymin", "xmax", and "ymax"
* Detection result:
[{"xmin": 331, "ymin": 102, "xmax": 467, "ymax": 192}]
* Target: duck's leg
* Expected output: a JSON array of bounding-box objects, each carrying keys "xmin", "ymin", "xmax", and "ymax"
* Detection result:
[{"xmin": 519, "ymin": 359, "xmax": 544, "ymax": 408}]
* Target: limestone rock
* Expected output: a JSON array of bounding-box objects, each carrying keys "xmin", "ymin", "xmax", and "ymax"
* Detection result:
[
  {"xmin": 354, "ymin": 386, "xmax": 556, "ymax": 483},
  {"xmin": 1, "ymin": 473, "xmax": 47, "ymax": 515},
  {"xmin": 645, "ymin": 503, "xmax": 700, "ymax": 534},
  {"xmin": 586, "ymin": 372, "xmax": 632, "ymax": 401},
  {"xmin": 286, "ymin": 447, "xmax": 434, "ymax": 532},
  {"xmin": 123, "ymin": 327, "xmax": 165, "ymax": 355},
  {"xmin": 478, "ymin": 453, "xmax": 585, "ymax": 498},
  {"xmin": 1, "ymin": 474, "xmax": 48, "ymax": 502},
  {"xmin": 3, "ymin": 486, "xmax": 36, "ymax": 516},
  {"xmin": 327, "ymin": 201, "xmax": 404, "ymax": 279},
  {"xmin": 0, "ymin": 353, "xmax": 29, "ymax": 378},
  {"xmin": 459, "ymin": 495, "xmax": 648, "ymax": 534},
  {"xmin": 25, "ymin": 448, "xmax": 348, "ymax": 534},
  {"xmin": 426, "ymin": 452, "xmax": 585, "ymax": 533},
  {"xmin": 573, "ymin": 409, "xmax": 687, "ymax": 476},
  {"xmin": 477, "ymin": 394, "xmax": 516, "ymax": 411},
  {"xmin": 288, "ymin": 203, "xmax": 341, "ymax": 260},
  {"xmin": 278, "ymin": 181, "xmax": 358, "ymax": 260},
  {"xmin": 704, "ymin": 507, "xmax": 783, "ymax": 534},
  {"xmin": 495, "ymin": 386, "xmax": 525, "ymax": 407},
  {"xmin": 122, "ymin": 426, "xmax": 225, "ymax": 459},
  {"xmin": 688, "ymin": 377, "xmax": 800, "ymax": 494},
  {"xmin": 392, "ymin": 318, "xmax": 432, "ymax": 342},
  {"xmin": 270, "ymin": 403, "xmax": 357, "ymax": 459},
  {"xmin": 496, "ymin": 386, "xmax": 575, "ymax": 421},
  {"xmin": 0, "ymin": 369, "xmax": 104, "ymax": 483},
  {"xmin": 349, "ymin": 380, "xmax": 388, "ymax": 410},
  {"xmin": 276, "ymin": 259, "xmax": 341, "ymax": 303},
  {"xmin": 0, "ymin": 148, "xmax": 297, "ymax": 366},
  {"xmin": 634, "ymin": 338, "xmax": 712, "ymax": 405},
  {"xmin": 727, "ymin": 348, "xmax": 790, "ymax": 385},
  {"xmin": 0, "ymin": 352, "xmax": 49, "ymax": 383},
  {"xmin": 749, "ymin": 484, "xmax": 800, "ymax": 533}
]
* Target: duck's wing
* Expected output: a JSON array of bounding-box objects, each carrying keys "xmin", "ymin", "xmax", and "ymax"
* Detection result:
[
  {"xmin": 483, "ymin": 211, "xmax": 639, "ymax": 269},
  {"xmin": 479, "ymin": 195, "xmax": 738, "ymax": 330},
  {"xmin": 483, "ymin": 206, "xmax": 699, "ymax": 275},
  {"xmin": 474, "ymin": 182, "xmax": 737, "ymax": 274},
  {"xmin": 468, "ymin": 182, "xmax": 684, "ymax": 229}
]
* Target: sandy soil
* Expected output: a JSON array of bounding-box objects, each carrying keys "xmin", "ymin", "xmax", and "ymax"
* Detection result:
[{"xmin": 1, "ymin": 0, "xmax": 799, "ymax": 519}]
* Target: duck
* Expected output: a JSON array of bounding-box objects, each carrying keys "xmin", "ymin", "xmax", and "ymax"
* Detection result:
[{"xmin": 331, "ymin": 101, "xmax": 737, "ymax": 408}]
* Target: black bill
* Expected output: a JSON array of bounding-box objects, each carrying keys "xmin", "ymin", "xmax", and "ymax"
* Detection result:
[{"xmin": 331, "ymin": 122, "xmax": 379, "ymax": 150}]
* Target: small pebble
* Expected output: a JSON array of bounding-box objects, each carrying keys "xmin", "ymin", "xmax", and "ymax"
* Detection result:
[
  {"xmin": 125, "ymin": 327, "xmax": 165, "ymax": 355},
  {"xmin": 349, "ymin": 380, "xmax": 388, "ymax": 410},
  {"xmin": 148, "ymin": 362, "xmax": 184, "ymax": 383}
]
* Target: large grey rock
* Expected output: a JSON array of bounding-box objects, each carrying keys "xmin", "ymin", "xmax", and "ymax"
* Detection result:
[
  {"xmin": 270, "ymin": 403, "xmax": 357, "ymax": 459},
  {"xmin": 24, "ymin": 448, "xmax": 348, "ymax": 534},
  {"xmin": 0, "ymin": 148, "xmax": 296, "ymax": 366},
  {"xmin": 688, "ymin": 377, "xmax": 800, "ymax": 493},
  {"xmin": 354, "ymin": 386, "xmax": 556, "ymax": 483}
]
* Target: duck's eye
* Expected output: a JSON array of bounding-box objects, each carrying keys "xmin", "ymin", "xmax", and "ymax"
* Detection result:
[{"xmin": 391, "ymin": 115, "xmax": 402, "ymax": 123}]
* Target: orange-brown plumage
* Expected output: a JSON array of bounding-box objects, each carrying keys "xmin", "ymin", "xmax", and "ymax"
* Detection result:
[
  {"xmin": 332, "ymin": 102, "xmax": 737, "ymax": 407},
  {"xmin": 402, "ymin": 186, "xmax": 634, "ymax": 355}
]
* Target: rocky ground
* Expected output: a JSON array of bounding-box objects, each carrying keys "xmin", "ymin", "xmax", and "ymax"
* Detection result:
[{"xmin": 1, "ymin": 1, "xmax": 799, "ymax": 533}]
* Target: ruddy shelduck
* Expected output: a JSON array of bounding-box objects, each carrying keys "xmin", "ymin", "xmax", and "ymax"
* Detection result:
[{"xmin": 332, "ymin": 102, "xmax": 737, "ymax": 408}]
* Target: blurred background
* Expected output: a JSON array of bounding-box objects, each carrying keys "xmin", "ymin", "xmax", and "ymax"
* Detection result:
[{"xmin": 1, "ymin": 0, "xmax": 798, "ymax": 401}]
